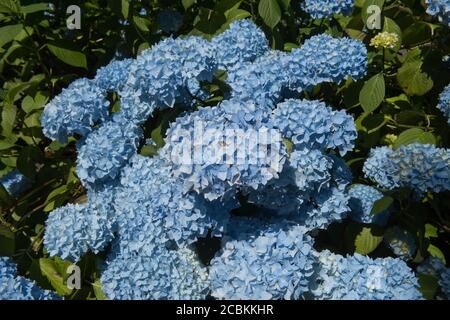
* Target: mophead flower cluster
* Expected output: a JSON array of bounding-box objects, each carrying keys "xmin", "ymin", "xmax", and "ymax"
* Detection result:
[
  {"xmin": 0, "ymin": 257, "xmax": 60, "ymax": 300},
  {"xmin": 3, "ymin": 19, "xmax": 443, "ymax": 300},
  {"xmin": 425, "ymin": 0, "xmax": 450, "ymax": 26}
]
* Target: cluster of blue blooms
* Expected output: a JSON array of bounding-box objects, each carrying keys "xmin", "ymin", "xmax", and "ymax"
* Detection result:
[
  {"xmin": 0, "ymin": 257, "xmax": 60, "ymax": 300},
  {"xmin": 302, "ymin": 0, "xmax": 354, "ymax": 19},
  {"xmin": 347, "ymin": 184, "xmax": 391, "ymax": 226},
  {"xmin": 425, "ymin": 0, "xmax": 450, "ymax": 26},
  {"xmin": 437, "ymin": 84, "xmax": 450, "ymax": 124},
  {"xmin": 310, "ymin": 250, "xmax": 423, "ymax": 300},
  {"xmin": 363, "ymin": 143, "xmax": 450, "ymax": 194},
  {"xmin": 3, "ymin": 19, "xmax": 443, "ymax": 300}
]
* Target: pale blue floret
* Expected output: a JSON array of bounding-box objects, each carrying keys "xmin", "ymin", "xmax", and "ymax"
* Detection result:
[
  {"xmin": 114, "ymin": 154, "xmax": 238, "ymax": 247},
  {"xmin": 437, "ymin": 84, "xmax": 450, "ymax": 124},
  {"xmin": 0, "ymin": 170, "xmax": 31, "ymax": 198},
  {"xmin": 94, "ymin": 58, "xmax": 133, "ymax": 92},
  {"xmin": 118, "ymin": 36, "xmax": 217, "ymax": 123},
  {"xmin": 209, "ymin": 219, "xmax": 316, "ymax": 300},
  {"xmin": 41, "ymin": 78, "xmax": 110, "ymax": 143},
  {"xmin": 364, "ymin": 144, "xmax": 450, "ymax": 194},
  {"xmin": 76, "ymin": 118, "xmax": 143, "ymax": 186},
  {"xmin": 273, "ymin": 99, "xmax": 357, "ymax": 156},
  {"xmin": 311, "ymin": 250, "xmax": 423, "ymax": 300},
  {"xmin": 227, "ymin": 34, "xmax": 367, "ymax": 107},
  {"xmin": 0, "ymin": 256, "xmax": 61, "ymax": 300},
  {"xmin": 384, "ymin": 227, "xmax": 416, "ymax": 260},
  {"xmin": 44, "ymin": 186, "xmax": 117, "ymax": 262},
  {"xmin": 100, "ymin": 241, "xmax": 209, "ymax": 300},
  {"xmin": 162, "ymin": 99, "xmax": 287, "ymax": 200},
  {"xmin": 425, "ymin": 0, "xmax": 450, "ymax": 26},
  {"xmin": 347, "ymin": 184, "xmax": 391, "ymax": 226},
  {"xmin": 302, "ymin": 0, "xmax": 354, "ymax": 19},
  {"xmin": 211, "ymin": 19, "xmax": 269, "ymax": 71}
]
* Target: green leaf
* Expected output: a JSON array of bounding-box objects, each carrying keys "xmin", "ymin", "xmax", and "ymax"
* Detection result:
[
  {"xmin": 47, "ymin": 43, "xmax": 87, "ymax": 69},
  {"xmin": 39, "ymin": 257, "xmax": 74, "ymax": 296},
  {"xmin": 283, "ymin": 42, "xmax": 299, "ymax": 51},
  {"xmin": 225, "ymin": 8, "xmax": 250, "ymax": 21},
  {"xmin": 1, "ymin": 103, "xmax": 17, "ymax": 136},
  {"xmin": 355, "ymin": 227, "xmax": 383, "ymax": 255},
  {"xmin": 382, "ymin": 17, "xmax": 401, "ymax": 51},
  {"xmin": 92, "ymin": 279, "xmax": 108, "ymax": 300},
  {"xmin": 370, "ymin": 196, "xmax": 393, "ymax": 215},
  {"xmin": 121, "ymin": 0, "xmax": 130, "ymax": 18},
  {"xmin": 182, "ymin": 0, "xmax": 196, "ymax": 10},
  {"xmin": 0, "ymin": 24, "xmax": 23, "ymax": 48},
  {"xmin": 393, "ymin": 128, "xmax": 436, "ymax": 149},
  {"xmin": 418, "ymin": 273, "xmax": 439, "ymax": 300},
  {"xmin": 397, "ymin": 61, "xmax": 433, "ymax": 96},
  {"xmin": 133, "ymin": 16, "xmax": 150, "ymax": 32},
  {"xmin": 0, "ymin": 0, "xmax": 20, "ymax": 14},
  {"xmin": 278, "ymin": 0, "xmax": 291, "ymax": 10},
  {"xmin": 21, "ymin": 3, "xmax": 49, "ymax": 14},
  {"xmin": 359, "ymin": 73, "xmax": 385, "ymax": 113},
  {"xmin": 258, "ymin": 0, "xmax": 281, "ymax": 29},
  {"xmin": 424, "ymin": 224, "xmax": 438, "ymax": 239},
  {"xmin": 427, "ymin": 244, "xmax": 446, "ymax": 264}
]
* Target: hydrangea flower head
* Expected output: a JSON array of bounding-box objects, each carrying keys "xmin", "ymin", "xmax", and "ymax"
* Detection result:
[
  {"xmin": 348, "ymin": 184, "xmax": 391, "ymax": 226},
  {"xmin": 94, "ymin": 58, "xmax": 133, "ymax": 92},
  {"xmin": 209, "ymin": 219, "xmax": 316, "ymax": 299},
  {"xmin": 41, "ymin": 78, "xmax": 110, "ymax": 143},
  {"xmin": 425, "ymin": 0, "xmax": 450, "ymax": 26},
  {"xmin": 364, "ymin": 144, "xmax": 450, "ymax": 194},
  {"xmin": 76, "ymin": 118, "xmax": 143, "ymax": 186},
  {"xmin": 0, "ymin": 256, "xmax": 61, "ymax": 300},
  {"xmin": 212, "ymin": 19, "xmax": 269, "ymax": 71},
  {"xmin": 311, "ymin": 250, "xmax": 423, "ymax": 300},
  {"xmin": 302, "ymin": 0, "xmax": 354, "ymax": 19}
]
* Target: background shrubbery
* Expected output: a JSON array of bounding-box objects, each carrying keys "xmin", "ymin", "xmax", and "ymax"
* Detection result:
[{"xmin": 0, "ymin": 0, "xmax": 449, "ymax": 299}]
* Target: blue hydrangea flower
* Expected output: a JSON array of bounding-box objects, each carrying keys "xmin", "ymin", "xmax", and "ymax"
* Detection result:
[
  {"xmin": 94, "ymin": 58, "xmax": 133, "ymax": 92},
  {"xmin": 76, "ymin": 118, "xmax": 143, "ymax": 186},
  {"xmin": 44, "ymin": 186, "xmax": 117, "ymax": 262},
  {"xmin": 157, "ymin": 9, "xmax": 183, "ymax": 33},
  {"xmin": 311, "ymin": 250, "xmax": 423, "ymax": 300},
  {"xmin": 101, "ymin": 241, "xmax": 209, "ymax": 300},
  {"xmin": 347, "ymin": 184, "xmax": 391, "ymax": 226},
  {"xmin": 425, "ymin": 0, "xmax": 450, "ymax": 26},
  {"xmin": 119, "ymin": 36, "xmax": 217, "ymax": 123},
  {"xmin": 272, "ymin": 99, "xmax": 357, "ymax": 156},
  {"xmin": 302, "ymin": 0, "xmax": 354, "ymax": 19},
  {"xmin": 0, "ymin": 170, "xmax": 31, "ymax": 198},
  {"xmin": 114, "ymin": 154, "xmax": 238, "ymax": 247},
  {"xmin": 162, "ymin": 99, "xmax": 287, "ymax": 200},
  {"xmin": 209, "ymin": 219, "xmax": 316, "ymax": 300},
  {"xmin": 384, "ymin": 227, "xmax": 416, "ymax": 260},
  {"xmin": 212, "ymin": 19, "xmax": 269, "ymax": 71},
  {"xmin": 0, "ymin": 256, "xmax": 61, "ymax": 300},
  {"xmin": 364, "ymin": 144, "xmax": 450, "ymax": 194},
  {"xmin": 228, "ymin": 34, "xmax": 367, "ymax": 107},
  {"xmin": 437, "ymin": 84, "xmax": 450, "ymax": 124},
  {"xmin": 41, "ymin": 78, "xmax": 110, "ymax": 143},
  {"xmin": 289, "ymin": 149, "xmax": 333, "ymax": 191},
  {"xmin": 247, "ymin": 153, "xmax": 352, "ymax": 230}
]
